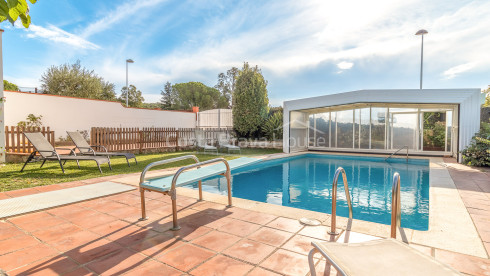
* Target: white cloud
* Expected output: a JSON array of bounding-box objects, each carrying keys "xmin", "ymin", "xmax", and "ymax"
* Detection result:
[
  {"xmin": 26, "ymin": 24, "xmax": 99, "ymax": 49},
  {"xmin": 443, "ymin": 62, "xmax": 476, "ymax": 79},
  {"xmin": 337, "ymin": 61, "xmax": 354, "ymax": 70}
]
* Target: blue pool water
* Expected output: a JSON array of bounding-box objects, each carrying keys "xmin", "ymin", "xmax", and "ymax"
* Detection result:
[{"xmin": 184, "ymin": 154, "xmax": 430, "ymax": 230}]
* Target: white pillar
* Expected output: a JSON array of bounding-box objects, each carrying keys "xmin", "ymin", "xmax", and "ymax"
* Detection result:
[{"xmin": 0, "ymin": 29, "xmax": 5, "ymax": 163}]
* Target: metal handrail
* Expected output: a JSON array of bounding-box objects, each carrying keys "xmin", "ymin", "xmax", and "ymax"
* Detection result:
[
  {"xmin": 391, "ymin": 172, "xmax": 401, "ymax": 238},
  {"xmin": 328, "ymin": 167, "xmax": 353, "ymax": 235},
  {"xmin": 139, "ymin": 155, "xmax": 200, "ymax": 185},
  {"xmin": 385, "ymin": 146, "xmax": 409, "ymax": 162}
]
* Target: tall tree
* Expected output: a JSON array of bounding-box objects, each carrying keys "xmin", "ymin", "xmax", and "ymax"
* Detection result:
[
  {"xmin": 119, "ymin": 85, "xmax": 145, "ymax": 108},
  {"xmin": 3, "ymin": 80, "xmax": 19, "ymax": 91},
  {"xmin": 215, "ymin": 67, "xmax": 238, "ymax": 108},
  {"xmin": 0, "ymin": 0, "xmax": 36, "ymax": 28},
  {"xmin": 160, "ymin": 81, "xmax": 173, "ymax": 109},
  {"xmin": 172, "ymin": 82, "xmax": 228, "ymax": 111},
  {"xmin": 233, "ymin": 62, "xmax": 269, "ymax": 137},
  {"xmin": 40, "ymin": 60, "xmax": 116, "ymax": 101}
]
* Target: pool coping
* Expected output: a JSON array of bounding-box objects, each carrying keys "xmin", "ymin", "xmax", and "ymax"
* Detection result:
[{"xmin": 112, "ymin": 151, "xmax": 487, "ymax": 258}]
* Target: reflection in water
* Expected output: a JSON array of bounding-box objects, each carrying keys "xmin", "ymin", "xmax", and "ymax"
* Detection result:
[{"xmin": 184, "ymin": 155, "xmax": 430, "ymax": 230}]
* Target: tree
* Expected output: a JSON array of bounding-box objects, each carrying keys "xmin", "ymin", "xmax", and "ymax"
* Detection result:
[
  {"xmin": 483, "ymin": 85, "xmax": 490, "ymax": 107},
  {"xmin": 171, "ymin": 82, "xmax": 228, "ymax": 111},
  {"xmin": 3, "ymin": 80, "xmax": 19, "ymax": 91},
  {"xmin": 119, "ymin": 85, "xmax": 144, "ymax": 108},
  {"xmin": 215, "ymin": 67, "xmax": 239, "ymax": 108},
  {"xmin": 141, "ymin": 102, "xmax": 161, "ymax": 109},
  {"xmin": 40, "ymin": 60, "xmax": 116, "ymax": 101},
  {"xmin": 160, "ymin": 81, "xmax": 173, "ymax": 109},
  {"xmin": 233, "ymin": 62, "xmax": 269, "ymax": 137},
  {"xmin": 0, "ymin": 0, "xmax": 36, "ymax": 28}
]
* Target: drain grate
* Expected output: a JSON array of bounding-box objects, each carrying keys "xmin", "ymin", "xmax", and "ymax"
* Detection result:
[{"xmin": 299, "ymin": 217, "xmax": 321, "ymax": 226}]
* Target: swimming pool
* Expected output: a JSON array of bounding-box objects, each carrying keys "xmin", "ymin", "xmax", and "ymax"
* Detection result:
[{"xmin": 184, "ymin": 154, "xmax": 430, "ymax": 230}]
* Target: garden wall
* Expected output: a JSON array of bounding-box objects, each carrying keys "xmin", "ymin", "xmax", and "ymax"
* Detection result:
[{"xmin": 3, "ymin": 91, "xmax": 197, "ymax": 140}]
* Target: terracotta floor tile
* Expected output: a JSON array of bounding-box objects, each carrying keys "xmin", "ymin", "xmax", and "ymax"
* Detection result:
[
  {"xmin": 435, "ymin": 248, "xmax": 490, "ymax": 275},
  {"xmin": 409, "ymin": 243, "xmax": 433, "ymax": 256},
  {"xmin": 248, "ymin": 267, "xmax": 282, "ymax": 276},
  {"xmin": 61, "ymin": 267, "xmax": 95, "ymax": 276},
  {"xmin": 0, "ymin": 243, "xmax": 58, "ymax": 271},
  {"xmin": 107, "ymin": 193, "xmax": 142, "ymax": 206},
  {"xmin": 33, "ymin": 223, "xmax": 83, "ymax": 242},
  {"xmin": 69, "ymin": 212, "xmax": 119, "ymax": 229},
  {"xmin": 130, "ymin": 232, "xmax": 184, "ymax": 257},
  {"xmin": 248, "ymin": 227, "xmax": 294, "ymax": 247},
  {"xmin": 46, "ymin": 205, "xmax": 87, "ymax": 218},
  {"xmin": 312, "ymin": 259, "xmax": 338, "ymax": 276},
  {"xmin": 281, "ymin": 234, "xmax": 328, "ymax": 255},
  {"xmin": 88, "ymin": 220, "xmax": 132, "ymax": 236},
  {"xmin": 0, "ymin": 234, "xmax": 41, "ymax": 255},
  {"xmin": 158, "ymin": 243, "xmax": 215, "ymax": 272},
  {"xmin": 5, "ymin": 188, "xmax": 40, "ymax": 198},
  {"xmin": 298, "ymin": 225, "xmax": 331, "ymax": 240},
  {"xmin": 239, "ymin": 211, "xmax": 278, "ymax": 225},
  {"xmin": 90, "ymin": 220, "xmax": 158, "ymax": 247},
  {"xmin": 49, "ymin": 230, "xmax": 103, "ymax": 252},
  {"xmin": 107, "ymin": 206, "xmax": 143, "ymax": 220},
  {"xmin": 90, "ymin": 201, "xmax": 129, "ymax": 214},
  {"xmin": 222, "ymin": 239, "xmax": 276, "ymax": 265},
  {"xmin": 227, "ymin": 207, "xmax": 253, "ymax": 219},
  {"xmin": 125, "ymin": 259, "xmax": 181, "ymax": 276},
  {"xmin": 192, "ymin": 230, "xmax": 241, "ymax": 252},
  {"xmin": 85, "ymin": 248, "xmax": 148, "ymax": 275},
  {"xmin": 63, "ymin": 238, "xmax": 124, "ymax": 264},
  {"xmin": 266, "ymin": 217, "xmax": 304, "ymax": 233},
  {"xmin": 8, "ymin": 211, "xmax": 54, "ymax": 226},
  {"xmin": 12, "ymin": 214, "xmax": 67, "ymax": 232},
  {"xmin": 191, "ymin": 254, "xmax": 254, "ymax": 276},
  {"xmin": 217, "ymin": 219, "xmax": 261, "ymax": 237},
  {"xmin": 0, "ymin": 223, "xmax": 25, "ymax": 241},
  {"xmin": 8, "ymin": 255, "xmax": 79, "ymax": 276},
  {"xmin": 34, "ymin": 184, "xmax": 63, "ymax": 192},
  {"xmin": 261, "ymin": 249, "xmax": 311, "ymax": 276},
  {"xmin": 0, "ymin": 192, "xmax": 10, "ymax": 200},
  {"xmin": 170, "ymin": 222, "xmax": 213, "ymax": 241},
  {"xmin": 184, "ymin": 215, "xmax": 235, "ymax": 230},
  {"xmin": 484, "ymin": 242, "xmax": 490, "ymax": 256}
]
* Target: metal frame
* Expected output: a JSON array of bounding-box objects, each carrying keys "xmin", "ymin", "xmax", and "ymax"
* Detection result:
[
  {"xmin": 308, "ymin": 244, "xmax": 348, "ymax": 276},
  {"xmin": 385, "ymin": 145, "xmax": 409, "ymax": 162},
  {"xmin": 391, "ymin": 172, "xmax": 401, "ymax": 238},
  {"xmin": 139, "ymin": 155, "xmax": 232, "ymax": 231},
  {"xmin": 328, "ymin": 167, "xmax": 353, "ymax": 235}
]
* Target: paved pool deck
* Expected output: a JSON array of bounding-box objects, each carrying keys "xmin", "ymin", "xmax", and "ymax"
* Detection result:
[{"xmin": 0, "ymin": 155, "xmax": 489, "ymax": 275}]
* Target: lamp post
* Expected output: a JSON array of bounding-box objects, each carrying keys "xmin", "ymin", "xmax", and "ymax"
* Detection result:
[
  {"xmin": 125, "ymin": 59, "xmax": 134, "ymax": 107},
  {"xmin": 415, "ymin": 29, "xmax": 428, "ymax": 89}
]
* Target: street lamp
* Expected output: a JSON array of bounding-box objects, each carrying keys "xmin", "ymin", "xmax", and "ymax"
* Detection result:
[
  {"xmin": 125, "ymin": 59, "xmax": 134, "ymax": 107},
  {"xmin": 415, "ymin": 29, "xmax": 428, "ymax": 89}
]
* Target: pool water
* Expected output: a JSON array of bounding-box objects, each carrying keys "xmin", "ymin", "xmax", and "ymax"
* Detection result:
[{"xmin": 184, "ymin": 154, "xmax": 430, "ymax": 230}]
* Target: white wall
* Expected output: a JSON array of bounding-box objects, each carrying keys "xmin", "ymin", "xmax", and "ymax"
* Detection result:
[{"xmin": 4, "ymin": 91, "xmax": 197, "ymax": 140}]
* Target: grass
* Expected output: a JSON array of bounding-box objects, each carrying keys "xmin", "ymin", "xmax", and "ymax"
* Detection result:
[{"xmin": 0, "ymin": 148, "xmax": 282, "ymax": 192}]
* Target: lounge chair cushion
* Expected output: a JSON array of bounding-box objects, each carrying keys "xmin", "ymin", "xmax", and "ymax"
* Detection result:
[
  {"xmin": 313, "ymin": 239, "xmax": 460, "ymax": 275},
  {"xmin": 141, "ymin": 157, "xmax": 261, "ymax": 192},
  {"xmin": 90, "ymin": 152, "xmax": 136, "ymax": 159}
]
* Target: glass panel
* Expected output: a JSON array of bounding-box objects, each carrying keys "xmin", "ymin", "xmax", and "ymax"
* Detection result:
[
  {"xmin": 337, "ymin": 110, "xmax": 354, "ymax": 148},
  {"xmin": 308, "ymin": 115, "xmax": 315, "ymax": 147},
  {"xmin": 314, "ymin": 113, "xmax": 329, "ymax": 147},
  {"xmin": 371, "ymin": 108, "xmax": 386, "ymax": 149},
  {"xmin": 360, "ymin": 108, "xmax": 370, "ymax": 148},
  {"xmin": 331, "ymin": 112, "xmax": 337, "ymax": 148},
  {"xmin": 392, "ymin": 113, "xmax": 418, "ymax": 150},
  {"xmin": 354, "ymin": 109, "xmax": 360, "ymax": 148},
  {"xmin": 423, "ymin": 112, "xmax": 446, "ymax": 151},
  {"xmin": 446, "ymin": 111, "xmax": 452, "ymax": 152}
]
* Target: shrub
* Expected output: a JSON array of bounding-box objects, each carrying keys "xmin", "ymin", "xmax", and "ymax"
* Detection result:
[
  {"xmin": 461, "ymin": 121, "xmax": 490, "ymax": 167},
  {"xmin": 17, "ymin": 114, "xmax": 43, "ymax": 128},
  {"xmin": 262, "ymin": 110, "xmax": 283, "ymax": 140}
]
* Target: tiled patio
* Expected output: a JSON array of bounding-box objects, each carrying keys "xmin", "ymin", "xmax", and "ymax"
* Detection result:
[{"xmin": 1, "ymin": 161, "xmax": 490, "ymax": 276}]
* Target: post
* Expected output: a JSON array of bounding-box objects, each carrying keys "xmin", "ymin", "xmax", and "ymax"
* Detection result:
[
  {"xmin": 125, "ymin": 61, "xmax": 129, "ymax": 107},
  {"xmin": 0, "ymin": 29, "xmax": 5, "ymax": 163},
  {"xmin": 420, "ymin": 35, "xmax": 424, "ymax": 89}
]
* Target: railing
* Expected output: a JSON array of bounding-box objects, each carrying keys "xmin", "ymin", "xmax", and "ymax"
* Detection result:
[
  {"xmin": 90, "ymin": 127, "xmax": 234, "ymax": 152},
  {"xmin": 329, "ymin": 167, "xmax": 353, "ymax": 235},
  {"xmin": 385, "ymin": 145, "xmax": 409, "ymax": 162},
  {"xmin": 391, "ymin": 172, "xmax": 401, "ymax": 238},
  {"xmin": 4, "ymin": 126, "xmax": 55, "ymax": 154},
  {"xmin": 139, "ymin": 155, "xmax": 232, "ymax": 230}
]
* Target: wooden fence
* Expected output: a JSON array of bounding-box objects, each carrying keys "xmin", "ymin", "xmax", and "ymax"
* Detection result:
[
  {"xmin": 90, "ymin": 127, "xmax": 234, "ymax": 152},
  {"xmin": 5, "ymin": 126, "xmax": 55, "ymax": 154}
]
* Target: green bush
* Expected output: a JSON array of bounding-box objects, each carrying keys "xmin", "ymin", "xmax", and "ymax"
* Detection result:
[
  {"xmin": 262, "ymin": 110, "xmax": 283, "ymax": 140},
  {"xmin": 461, "ymin": 121, "xmax": 490, "ymax": 167}
]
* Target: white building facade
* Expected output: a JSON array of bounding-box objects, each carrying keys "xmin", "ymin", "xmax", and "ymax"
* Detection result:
[{"xmin": 283, "ymin": 89, "xmax": 484, "ymax": 162}]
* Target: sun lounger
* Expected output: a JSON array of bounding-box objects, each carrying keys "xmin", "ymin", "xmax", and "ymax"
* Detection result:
[
  {"xmin": 21, "ymin": 132, "xmax": 111, "ymax": 174},
  {"xmin": 139, "ymin": 156, "xmax": 261, "ymax": 230},
  {"xmin": 308, "ymin": 238, "xmax": 460, "ymax": 275},
  {"xmin": 218, "ymin": 133, "xmax": 240, "ymax": 153},
  {"xmin": 195, "ymin": 130, "xmax": 218, "ymax": 154},
  {"xmin": 67, "ymin": 131, "xmax": 137, "ymax": 166}
]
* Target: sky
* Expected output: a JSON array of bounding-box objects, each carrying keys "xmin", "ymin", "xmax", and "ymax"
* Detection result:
[{"xmin": 1, "ymin": 0, "xmax": 489, "ymax": 106}]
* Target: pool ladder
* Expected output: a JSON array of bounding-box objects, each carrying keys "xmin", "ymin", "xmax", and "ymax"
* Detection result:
[
  {"xmin": 329, "ymin": 167, "xmax": 402, "ymax": 239},
  {"xmin": 385, "ymin": 145, "xmax": 409, "ymax": 162}
]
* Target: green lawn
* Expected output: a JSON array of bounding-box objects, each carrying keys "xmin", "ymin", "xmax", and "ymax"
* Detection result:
[{"xmin": 0, "ymin": 148, "xmax": 282, "ymax": 192}]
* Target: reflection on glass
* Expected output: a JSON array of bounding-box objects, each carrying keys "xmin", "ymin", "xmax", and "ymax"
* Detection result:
[
  {"xmin": 354, "ymin": 109, "xmax": 360, "ymax": 148},
  {"xmin": 423, "ymin": 112, "xmax": 446, "ymax": 151},
  {"xmin": 360, "ymin": 108, "xmax": 370, "ymax": 149},
  {"xmin": 315, "ymin": 113, "xmax": 329, "ymax": 147},
  {"xmin": 371, "ymin": 108, "xmax": 386, "ymax": 149},
  {"xmin": 337, "ymin": 110, "xmax": 353, "ymax": 148},
  {"xmin": 309, "ymin": 115, "xmax": 315, "ymax": 147},
  {"xmin": 446, "ymin": 111, "xmax": 452, "ymax": 152},
  {"xmin": 331, "ymin": 112, "xmax": 337, "ymax": 148},
  {"xmin": 392, "ymin": 113, "xmax": 417, "ymax": 150}
]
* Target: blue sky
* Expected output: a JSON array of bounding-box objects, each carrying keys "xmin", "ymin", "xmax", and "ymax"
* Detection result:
[{"xmin": 1, "ymin": 0, "xmax": 489, "ymax": 106}]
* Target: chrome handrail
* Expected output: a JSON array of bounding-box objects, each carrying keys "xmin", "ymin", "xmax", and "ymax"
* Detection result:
[
  {"xmin": 139, "ymin": 155, "xmax": 200, "ymax": 185},
  {"xmin": 391, "ymin": 172, "xmax": 401, "ymax": 238},
  {"xmin": 385, "ymin": 145, "xmax": 409, "ymax": 162},
  {"xmin": 328, "ymin": 167, "xmax": 353, "ymax": 235}
]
